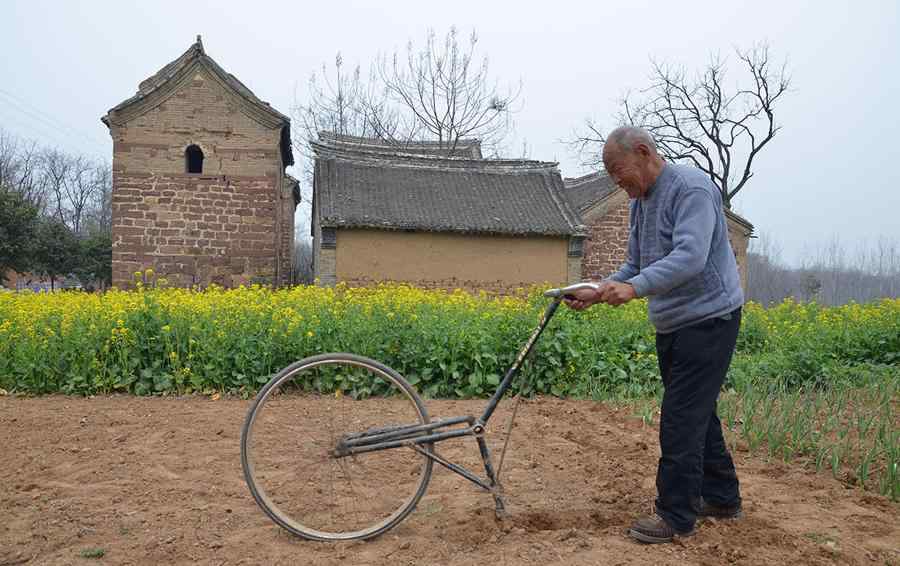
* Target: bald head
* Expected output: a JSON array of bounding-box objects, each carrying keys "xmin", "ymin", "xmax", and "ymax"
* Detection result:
[
  {"xmin": 601, "ymin": 126, "xmax": 665, "ymax": 199},
  {"xmin": 605, "ymin": 126, "xmax": 658, "ymax": 155}
]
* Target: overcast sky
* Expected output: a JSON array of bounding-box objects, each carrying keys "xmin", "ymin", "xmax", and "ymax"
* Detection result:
[{"xmin": 2, "ymin": 0, "xmax": 898, "ymax": 265}]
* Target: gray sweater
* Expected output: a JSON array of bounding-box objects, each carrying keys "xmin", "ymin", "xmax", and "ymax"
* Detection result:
[{"xmin": 608, "ymin": 163, "xmax": 744, "ymax": 334}]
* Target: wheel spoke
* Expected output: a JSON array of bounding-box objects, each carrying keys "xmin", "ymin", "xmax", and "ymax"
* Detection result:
[{"xmin": 241, "ymin": 355, "xmax": 432, "ymax": 541}]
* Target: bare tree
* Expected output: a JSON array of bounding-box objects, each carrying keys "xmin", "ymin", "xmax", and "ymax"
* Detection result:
[
  {"xmin": 0, "ymin": 128, "xmax": 114, "ymax": 289},
  {"xmin": 290, "ymin": 52, "xmax": 398, "ymax": 245},
  {"xmin": 0, "ymin": 129, "xmax": 49, "ymax": 210},
  {"xmin": 294, "ymin": 27, "xmax": 520, "ymax": 158},
  {"xmin": 573, "ymin": 44, "xmax": 790, "ymax": 208},
  {"xmin": 746, "ymin": 231, "xmax": 791, "ymax": 305},
  {"xmin": 60, "ymin": 155, "xmax": 103, "ymax": 235},
  {"xmin": 293, "ymin": 54, "xmax": 390, "ymax": 178},
  {"xmin": 19, "ymin": 146, "xmax": 109, "ymax": 235},
  {"xmin": 40, "ymin": 148, "xmax": 73, "ymax": 225},
  {"xmin": 747, "ymin": 232, "xmax": 899, "ymax": 305},
  {"xmin": 375, "ymin": 27, "xmax": 520, "ymax": 155},
  {"xmin": 84, "ymin": 163, "xmax": 113, "ymax": 235},
  {"xmin": 0, "ymin": 129, "xmax": 19, "ymax": 189},
  {"xmin": 292, "ymin": 233, "xmax": 313, "ymax": 285}
]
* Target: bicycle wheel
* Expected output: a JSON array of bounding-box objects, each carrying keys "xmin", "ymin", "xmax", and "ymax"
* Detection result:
[{"xmin": 241, "ymin": 353, "xmax": 433, "ymax": 541}]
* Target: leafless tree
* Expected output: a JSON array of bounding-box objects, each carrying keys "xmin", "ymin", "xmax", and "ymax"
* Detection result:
[
  {"xmin": 40, "ymin": 148, "xmax": 73, "ymax": 225},
  {"xmin": 290, "ymin": 52, "xmax": 397, "ymax": 243},
  {"xmin": 0, "ymin": 129, "xmax": 19, "ymax": 189},
  {"xmin": 746, "ymin": 232, "xmax": 791, "ymax": 305},
  {"xmin": 292, "ymin": 230, "xmax": 313, "ymax": 284},
  {"xmin": 294, "ymin": 27, "xmax": 520, "ymax": 158},
  {"xmin": 293, "ymin": 54, "xmax": 390, "ymax": 175},
  {"xmin": 375, "ymin": 27, "xmax": 520, "ymax": 155},
  {"xmin": 573, "ymin": 44, "xmax": 790, "ymax": 208},
  {"xmin": 747, "ymin": 232, "xmax": 899, "ymax": 305},
  {"xmin": 0, "ymin": 128, "xmax": 112, "ymax": 234},
  {"xmin": 82, "ymin": 162, "xmax": 113, "ymax": 236},
  {"xmin": 61, "ymin": 155, "xmax": 106, "ymax": 235},
  {"xmin": 0, "ymin": 129, "xmax": 49, "ymax": 210}
]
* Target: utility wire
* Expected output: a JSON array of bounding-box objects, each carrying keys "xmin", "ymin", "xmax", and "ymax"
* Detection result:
[
  {"xmin": 0, "ymin": 88, "xmax": 109, "ymax": 153},
  {"xmin": 0, "ymin": 105, "xmax": 90, "ymax": 157}
]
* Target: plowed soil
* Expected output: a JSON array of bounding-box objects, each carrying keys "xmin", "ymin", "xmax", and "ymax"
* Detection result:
[{"xmin": 1, "ymin": 395, "xmax": 897, "ymax": 565}]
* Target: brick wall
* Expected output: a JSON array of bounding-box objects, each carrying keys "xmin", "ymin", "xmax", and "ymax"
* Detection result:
[
  {"xmin": 107, "ymin": 66, "xmax": 293, "ymax": 288},
  {"xmin": 111, "ymin": 173, "xmax": 282, "ymax": 287},
  {"xmin": 582, "ymin": 193, "xmax": 631, "ymax": 281}
]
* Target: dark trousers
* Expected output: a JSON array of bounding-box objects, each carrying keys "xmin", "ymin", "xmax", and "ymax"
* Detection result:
[{"xmin": 654, "ymin": 308, "xmax": 742, "ymax": 533}]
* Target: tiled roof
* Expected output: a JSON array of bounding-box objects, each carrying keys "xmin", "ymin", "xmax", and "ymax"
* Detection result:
[
  {"xmin": 313, "ymin": 141, "xmax": 585, "ymax": 237},
  {"xmin": 561, "ymin": 172, "xmax": 619, "ymax": 213}
]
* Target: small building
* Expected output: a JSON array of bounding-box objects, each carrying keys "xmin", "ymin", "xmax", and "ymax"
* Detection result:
[
  {"xmin": 562, "ymin": 172, "xmax": 754, "ymax": 289},
  {"xmin": 311, "ymin": 134, "xmax": 586, "ymax": 292},
  {"xmin": 101, "ymin": 36, "xmax": 299, "ymax": 288}
]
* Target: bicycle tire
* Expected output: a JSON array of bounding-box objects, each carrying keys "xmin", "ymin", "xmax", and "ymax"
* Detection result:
[{"xmin": 240, "ymin": 353, "xmax": 433, "ymax": 541}]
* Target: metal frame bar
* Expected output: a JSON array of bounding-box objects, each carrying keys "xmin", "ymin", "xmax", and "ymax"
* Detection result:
[
  {"xmin": 480, "ymin": 300, "xmax": 560, "ymax": 424},
  {"xmin": 337, "ymin": 425, "xmax": 474, "ymax": 456},
  {"xmin": 341, "ymin": 416, "xmax": 474, "ymax": 448},
  {"xmin": 410, "ymin": 444, "xmax": 495, "ymax": 492},
  {"xmin": 332, "ymin": 297, "xmax": 566, "ymax": 500}
]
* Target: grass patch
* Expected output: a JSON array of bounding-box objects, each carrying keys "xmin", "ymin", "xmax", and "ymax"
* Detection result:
[{"xmin": 79, "ymin": 547, "xmax": 105, "ymax": 559}]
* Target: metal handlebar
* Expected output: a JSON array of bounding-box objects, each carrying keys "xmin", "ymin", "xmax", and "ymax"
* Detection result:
[{"xmin": 543, "ymin": 282, "xmax": 602, "ymax": 299}]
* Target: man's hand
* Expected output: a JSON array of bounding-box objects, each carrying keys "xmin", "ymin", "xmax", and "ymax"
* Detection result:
[
  {"xmin": 598, "ymin": 281, "xmax": 637, "ymax": 306},
  {"xmin": 563, "ymin": 283, "xmax": 607, "ymax": 311}
]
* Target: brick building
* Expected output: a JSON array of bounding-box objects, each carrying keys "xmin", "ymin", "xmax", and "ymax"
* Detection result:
[
  {"xmin": 101, "ymin": 37, "xmax": 299, "ymax": 288},
  {"xmin": 311, "ymin": 134, "xmax": 586, "ymax": 292},
  {"xmin": 561, "ymin": 172, "xmax": 754, "ymax": 289}
]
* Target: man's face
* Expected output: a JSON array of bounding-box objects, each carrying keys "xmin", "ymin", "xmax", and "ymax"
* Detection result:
[{"xmin": 603, "ymin": 143, "xmax": 646, "ymax": 199}]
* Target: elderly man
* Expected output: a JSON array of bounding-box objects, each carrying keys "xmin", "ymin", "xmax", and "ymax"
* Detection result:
[{"xmin": 565, "ymin": 126, "xmax": 744, "ymax": 544}]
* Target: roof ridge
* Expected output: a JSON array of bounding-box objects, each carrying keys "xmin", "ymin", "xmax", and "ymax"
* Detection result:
[
  {"xmin": 311, "ymin": 141, "xmax": 557, "ymax": 172},
  {"xmin": 319, "ymin": 131, "xmax": 482, "ymax": 148},
  {"xmin": 563, "ymin": 171, "xmax": 608, "ymax": 187}
]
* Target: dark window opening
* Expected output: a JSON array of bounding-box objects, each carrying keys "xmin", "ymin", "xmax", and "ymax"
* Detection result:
[{"xmin": 186, "ymin": 145, "xmax": 204, "ymax": 173}]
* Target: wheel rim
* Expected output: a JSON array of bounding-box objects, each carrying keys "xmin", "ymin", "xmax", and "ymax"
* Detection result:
[{"xmin": 241, "ymin": 356, "xmax": 432, "ymax": 540}]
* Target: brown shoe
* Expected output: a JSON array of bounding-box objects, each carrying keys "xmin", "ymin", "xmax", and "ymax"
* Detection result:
[
  {"xmin": 628, "ymin": 513, "xmax": 695, "ymax": 544},
  {"xmin": 698, "ymin": 498, "xmax": 743, "ymax": 519}
]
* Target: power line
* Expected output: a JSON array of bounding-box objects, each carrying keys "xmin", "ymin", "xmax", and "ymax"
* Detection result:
[
  {"xmin": 0, "ymin": 87, "xmax": 110, "ymax": 147},
  {"xmin": 0, "ymin": 105, "xmax": 90, "ymax": 157},
  {"xmin": 0, "ymin": 88, "xmax": 110, "ymax": 152}
]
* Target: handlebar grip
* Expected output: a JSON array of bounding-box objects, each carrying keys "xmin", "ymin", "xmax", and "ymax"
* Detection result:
[{"xmin": 543, "ymin": 282, "xmax": 602, "ymax": 299}]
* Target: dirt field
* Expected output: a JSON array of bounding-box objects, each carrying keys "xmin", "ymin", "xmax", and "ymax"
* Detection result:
[{"xmin": 1, "ymin": 395, "xmax": 897, "ymax": 566}]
